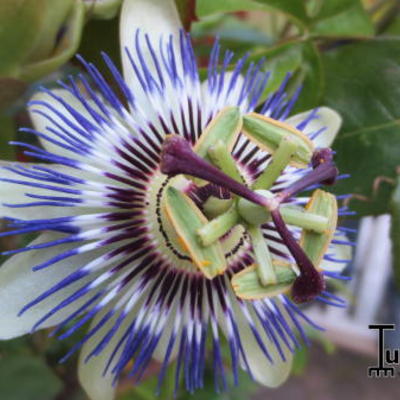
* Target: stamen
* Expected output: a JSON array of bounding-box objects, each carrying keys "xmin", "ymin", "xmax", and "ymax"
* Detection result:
[
  {"xmin": 271, "ymin": 209, "xmax": 325, "ymax": 303},
  {"xmin": 231, "ymin": 262, "xmax": 296, "ymax": 300},
  {"xmin": 165, "ymin": 187, "xmax": 227, "ymax": 279},
  {"xmin": 193, "ymin": 107, "xmax": 242, "ymax": 159},
  {"xmin": 237, "ymin": 190, "xmax": 273, "ymax": 225},
  {"xmin": 247, "ymin": 225, "xmax": 277, "ymax": 285},
  {"xmin": 242, "ymin": 113, "xmax": 314, "ymax": 167},
  {"xmin": 280, "ymin": 207, "xmax": 329, "ymax": 233},
  {"xmin": 197, "ymin": 205, "xmax": 239, "ymax": 246},
  {"xmin": 160, "ymin": 135, "xmax": 271, "ymax": 208},
  {"xmin": 311, "ymin": 148, "xmax": 337, "ymax": 185},
  {"xmin": 207, "ymin": 140, "xmax": 243, "ymax": 183},
  {"xmin": 253, "ymin": 136, "xmax": 298, "ymax": 190},
  {"xmin": 311, "ymin": 148, "xmax": 334, "ymax": 167}
]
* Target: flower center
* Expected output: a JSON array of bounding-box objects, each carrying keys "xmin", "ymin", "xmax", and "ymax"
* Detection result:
[
  {"xmin": 145, "ymin": 172, "xmax": 250, "ymax": 273},
  {"xmin": 157, "ymin": 108, "xmax": 339, "ymax": 304}
]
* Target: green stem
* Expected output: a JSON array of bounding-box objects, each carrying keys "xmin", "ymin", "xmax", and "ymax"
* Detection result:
[
  {"xmin": 208, "ymin": 139, "xmax": 244, "ymax": 183},
  {"xmin": 253, "ymin": 136, "xmax": 298, "ymax": 190},
  {"xmin": 248, "ymin": 225, "xmax": 277, "ymax": 285},
  {"xmin": 197, "ymin": 205, "xmax": 239, "ymax": 246},
  {"xmin": 237, "ymin": 189, "xmax": 273, "ymax": 225},
  {"xmin": 280, "ymin": 206, "xmax": 329, "ymax": 233}
]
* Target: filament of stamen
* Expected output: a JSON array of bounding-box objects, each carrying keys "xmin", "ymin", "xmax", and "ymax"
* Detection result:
[
  {"xmin": 247, "ymin": 225, "xmax": 277, "ymax": 286},
  {"xmin": 253, "ymin": 136, "xmax": 297, "ymax": 190},
  {"xmin": 197, "ymin": 205, "xmax": 239, "ymax": 246},
  {"xmin": 207, "ymin": 140, "xmax": 243, "ymax": 183},
  {"xmin": 160, "ymin": 135, "xmax": 272, "ymax": 208}
]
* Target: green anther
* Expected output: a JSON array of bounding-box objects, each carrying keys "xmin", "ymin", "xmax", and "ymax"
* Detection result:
[
  {"xmin": 203, "ymin": 196, "xmax": 233, "ymax": 219},
  {"xmin": 238, "ymin": 189, "xmax": 273, "ymax": 225},
  {"xmin": 280, "ymin": 206, "xmax": 330, "ymax": 233},
  {"xmin": 242, "ymin": 113, "xmax": 314, "ymax": 167},
  {"xmin": 197, "ymin": 205, "xmax": 239, "ymax": 246},
  {"xmin": 194, "ymin": 106, "xmax": 242, "ymax": 160},
  {"xmin": 300, "ymin": 189, "xmax": 338, "ymax": 269},
  {"xmin": 237, "ymin": 189, "xmax": 330, "ymax": 233},
  {"xmin": 165, "ymin": 187, "xmax": 227, "ymax": 279},
  {"xmin": 247, "ymin": 225, "xmax": 277, "ymax": 286},
  {"xmin": 253, "ymin": 136, "xmax": 298, "ymax": 190},
  {"xmin": 232, "ymin": 262, "xmax": 296, "ymax": 300},
  {"xmin": 208, "ymin": 140, "xmax": 243, "ymax": 183}
]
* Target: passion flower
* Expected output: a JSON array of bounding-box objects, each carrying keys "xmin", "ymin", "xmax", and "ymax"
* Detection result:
[{"xmin": 0, "ymin": 1, "xmax": 352, "ymax": 399}]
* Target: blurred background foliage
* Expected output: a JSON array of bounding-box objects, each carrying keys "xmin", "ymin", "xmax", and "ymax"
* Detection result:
[{"xmin": 1, "ymin": 0, "xmax": 400, "ymax": 399}]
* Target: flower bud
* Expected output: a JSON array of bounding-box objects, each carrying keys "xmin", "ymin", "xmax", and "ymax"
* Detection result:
[
  {"xmin": 0, "ymin": 0, "xmax": 85, "ymax": 107},
  {"xmin": 83, "ymin": 0, "xmax": 123, "ymax": 19}
]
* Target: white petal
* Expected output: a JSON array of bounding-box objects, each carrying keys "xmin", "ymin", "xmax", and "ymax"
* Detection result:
[
  {"xmin": 29, "ymin": 89, "xmax": 95, "ymax": 157},
  {"xmin": 151, "ymin": 299, "xmax": 181, "ymax": 363},
  {"xmin": 285, "ymin": 106, "xmax": 342, "ymax": 148},
  {"xmin": 119, "ymin": 0, "xmax": 182, "ymax": 98},
  {"xmin": 239, "ymin": 307, "xmax": 293, "ymax": 387},
  {"xmin": 321, "ymin": 235, "xmax": 352, "ymax": 273},
  {"xmin": 216, "ymin": 286, "xmax": 293, "ymax": 388},
  {"xmin": 0, "ymin": 233, "xmax": 106, "ymax": 339},
  {"xmin": 0, "ymin": 161, "xmax": 85, "ymax": 220},
  {"xmin": 78, "ymin": 310, "xmax": 121, "ymax": 400},
  {"xmin": 78, "ymin": 294, "xmax": 147, "ymax": 400},
  {"xmin": 243, "ymin": 331, "xmax": 293, "ymax": 387}
]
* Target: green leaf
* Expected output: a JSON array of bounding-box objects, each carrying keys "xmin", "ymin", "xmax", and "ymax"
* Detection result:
[
  {"xmin": 254, "ymin": 0, "xmax": 307, "ymax": 23},
  {"xmin": 305, "ymin": 327, "xmax": 336, "ymax": 354},
  {"xmin": 196, "ymin": 0, "xmax": 308, "ymax": 28},
  {"xmin": 309, "ymin": 0, "xmax": 374, "ymax": 38},
  {"xmin": 250, "ymin": 40, "xmax": 323, "ymax": 112},
  {"xmin": 322, "ymin": 38, "xmax": 400, "ymax": 216},
  {"xmin": 196, "ymin": 0, "xmax": 262, "ymax": 16},
  {"xmin": 0, "ymin": 336, "xmax": 31, "ymax": 354},
  {"xmin": 384, "ymin": 17, "xmax": 400, "ymax": 35},
  {"xmin": 0, "ymin": 354, "xmax": 62, "ymax": 400},
  {"xmin": 291, "ymin": 346, "xmax": 308, "ymax": 376}
]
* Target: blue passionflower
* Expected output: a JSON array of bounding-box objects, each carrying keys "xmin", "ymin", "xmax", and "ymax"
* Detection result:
[{"xmin": 0, "ymin": 1, "xmax": 352, "ymax": 399}]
